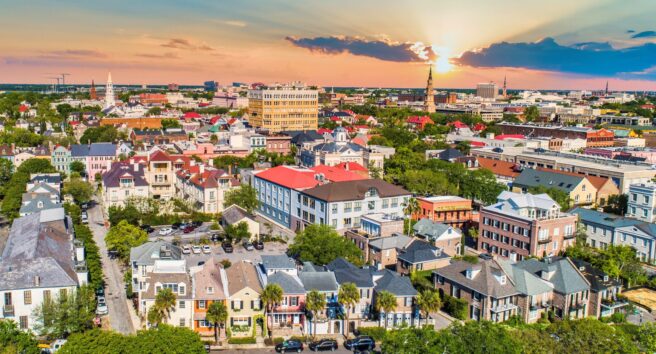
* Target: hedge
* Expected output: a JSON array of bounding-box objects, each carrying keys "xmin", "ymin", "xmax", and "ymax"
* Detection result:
[
  {"xmin": 74, "ymin": 223, "xmax": 104, "ymax": 290},
  {"xmin": 442, "ymin": 294, "xmax": 468, "ymax": 320},
  {"xmin": 357, "ymin": 326, "xmax": 387, "ymax": 341},
  {"xmin": 264, "ymin": 337, "xmax": 284, "ymax": 346},
  {"xmin": 227, "ymin": 337, "xmax": 256, "ymax": 345}
]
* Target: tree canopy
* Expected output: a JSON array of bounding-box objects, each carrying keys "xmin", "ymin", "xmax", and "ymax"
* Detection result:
[
  {"xmin": 79, "ymin": 125, "xmax": 126, "ymax": 144},
  {"xmin": 1, "ymin": 158, "xmax": 57, "ymax": 219},
  {"xmin": 0, "ymin": 320, "xmax": 39, "ymax": 354},
  {"xmin": 224, "ymin": 185, "xmax": 258, "ymax": 213},
  {"xmin": 288, "ymin": 224, "xmax": 364, "ymax": 266},
  {"xmin": 105, "ymin": 220, "xmax": 148, "ymax": 263}
]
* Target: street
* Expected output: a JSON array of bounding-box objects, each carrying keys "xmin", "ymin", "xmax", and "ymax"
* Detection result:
[
  {"xmin": 214, "ymin": 348, "xmax": 363, "ymax": 354},
  {"xmin": 88, "ymin": 198, "xmax": 135, "ymax": 334}
]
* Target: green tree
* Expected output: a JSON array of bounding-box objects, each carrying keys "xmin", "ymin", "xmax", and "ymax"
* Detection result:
[
  {"xmin": 108, "ymin": 204, "xmax": 141, "ymax": 226},
  {"xmin": 289, "ymin": 224, "xmax": 364, "ymax": 266},
  {"xmin": 260, "ymin": 283, "xmax": 283, "ymax": 337},
  {"xmin": 636, "ymin": 322, "xmax": 656, "ymax": 353},
  {"xmin": 528, "ymin": 185, "xmax": 571, "ymax": 211},
  {"xmin": 0, "ymin": 320, "xmax": 39, "ymax": 354},
  {"xmin": 149, "ymin": 288, "xmax": 177, "ymax": 326},
  {"xmin": 224, "ymin": 221, "xmax": 251, "ymax": 243},
  {"xmin": 337, "ymin": 282, "xmax": 360, "ymax": 337},
  {"xmin": 205, "ymin": 301, "xmax": 228, "ymax": 343},
  {"xmin": 32, "ymin": 286, "xmax": 97, "ymax": 338},
  {"xmin": 305, "ymin": 289, "xmax": 327, "ymax": 338},
  {"xmin": 70, "ymin": 160, "xmax": 86, "ymax": 175},
  {"xmin": 80, "ymin": 125, "xmax": 125, "ymax": 144},
  {"xmin": 525, "ymin": 106, "xmax": 540, "ymax": 122},
  {"xmin": 224, "ymin": 185, "xmax": 259, "ymax": 213},
  {"xmin": 64, "ymin": 176, "xmax": 94, "ymax": 204},
  {"xmin": 374, "ymin": 291, "xmax": 397, "ymax": 329},
  {"xmin": 547, "ymin": 318, "xmax": 639, "ymax": 354},
  {"xmin": 147, "ymin": 106, "xmax": 162, "ymax": 116},
  {"xmin": 160, "ymin": 118, "xmax": 181, "ymax": 130},
  {"xmin": 416, "ymin": 290, "xmax": 441, "ymax": 327},
  {"xmin": 1, "ymin": 158, "xmax": 56, "ymax": 219},
  {"xmin": 105, "ymin": 220, "xmax": 148, "ymax": 263}
]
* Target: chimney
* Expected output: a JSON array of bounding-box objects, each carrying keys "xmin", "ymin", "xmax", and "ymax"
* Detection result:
[
  {"xmin": 34, "ymin": 275, "xmax": 40, "ymax": 287},
  {"xmin": 133, "ymin": 163, "xmax": 139, "ymax": 172},
  {"xmin": 199, "ymin": 164, "xmax": 205, "ymax": 174}
]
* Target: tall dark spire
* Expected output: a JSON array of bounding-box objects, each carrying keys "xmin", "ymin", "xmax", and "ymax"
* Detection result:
[
  {"xmin": 424, "ymin": 65, "xmax": 435, "ymax": 113},
  {"xmin": 605, "ymin": 81, "xmax": 609, "ymax": 95}
]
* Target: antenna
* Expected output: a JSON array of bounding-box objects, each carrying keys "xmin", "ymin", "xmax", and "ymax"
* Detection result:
[
  {"xmin": 60, "ymin": 73, "xmax": 71, "ymax": 86},
  {"xmin": 47, "ymin": 77, "xmax": 61, "ymax": 93}
]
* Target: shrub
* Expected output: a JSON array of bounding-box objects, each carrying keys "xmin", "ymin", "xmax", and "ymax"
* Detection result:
[
  {"xmin": 356, "ymin": 326, "xmax": 387, "ymax": 341},
  {"xmin": 221, "ymin": 259, "xmax": 232, "ymax": 269},
  {"xmin": 227, "ymin": 337, "xmax": 256, "ymax": 344},
  {"xmin": 264, "ymin": 337, "xmax": 285, "ymax": 346},
  {"xmin": 442, "ymin": 295, "xmax": 468, "ymax": 320},
  {"xmin": 290, "ymin": 335, "xmax": 310, "ymax": 343}
]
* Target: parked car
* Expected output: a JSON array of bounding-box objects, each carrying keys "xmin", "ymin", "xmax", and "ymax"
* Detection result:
[
  {"xmin": 171, "ymin": 222, "xmax": 182, "ymax": 230},
  {"xmin": 275, "ymin": 340, "xmax": 303, "ymax": 353},
  {"xmin": 183, "ymin": 226, "xmax": 195, "ymax": 234},
  {"xmin": 309, "ymin": 339, "xmax": 337, "ymax": 351},
  {"xmin": 243, "ymin": 241, "xmax": 254, "ymax": 251},
  {"xmin": 210, "ymin": 233, "xmax": 223, "ymax": 242},
  {"xmin": 222, "ymin": 242, "xmax": 233, "ymax": 253},
  {"xmin": 192, "ymin": 245, "xmax": 202, "ymax": 254},
  {"xmin": 253, "ymin": 240, "xmax": 264, "ymax": 250},
  {"xmin": 182, "ymin": 245, "xmax": 191, "ymax": 254},
  {"xmin": 158, "ymin": 227, "xmax": 172, "ymax": 236},
  {"xmin": 344, "ymin": 336, "xmax": 375, "ymax": 351},
  {"xmin": 140, "ymin": 225, "xmax": 155, "ymax": 233},
  {"xmin": 95, "ymin": 285, "xmax": 105, "ymax": 297},
  {"xmin": 96, "ymin": 297, "xmax": 108, "ymax": 315},
  {"xmin": 81, "ymin": 203, "xmax": 88, "ymax": 210},
  {"xmin": 81, "ymin": 212, "xmax": 88, "ymax": 224},
  {"xmin": 202, "ymin": 245, "xmax": 211, "ymax": 254},
  {"xmin": 192, "ymin": 221, "xmax": 203, "ymax": 228}
]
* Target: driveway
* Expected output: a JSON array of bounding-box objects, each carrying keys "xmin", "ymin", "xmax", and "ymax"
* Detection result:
[{"xmin": 88, "ymin": 198, "xmax": 135, "ymax": 334}]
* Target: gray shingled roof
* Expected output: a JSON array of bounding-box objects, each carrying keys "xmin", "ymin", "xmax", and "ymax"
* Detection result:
[
  {"xmin": 30, "ymin": 174, "xmax": 61, "ymax": 185},
  {"xmin": 19, "ymin": 196, "xmax": 62, "ymax": 215},
  {"xmin": 369, "ymin": 234, "xmax": 411, "ymax": 251},
  {"xmin": 514, "ymin": 257, "xmax": 589, "ymax": 295},
  {"xmin": 130, "ymin": 241, "xmax": 182, "ymax": 266},
  {"xmin": 413, "ymin": 219, "xmax": 454, "ymax": 241},
  {"xmin": 374, "ymin": 270, "xmax": 417, "ymax": 296},
  {"xmin": 397, "ymin": 240, "xmax": 449, "ymax": 264},
  {"xmin": 262, "ymin": 255, "xmax": 296, "ymax": 270},
  {"xmin": 27, "ymin": 183, "xmax": 59, "ymax": 195},
  {"xmin": 222, "ymin": 205, "xmax": 253, "ymax": 225},
  {"xmin": 570, "ymin": 207, "xmax": 643, "ymax": 229},
  {"xmin": 102, "ymin": 162, "xmax": 148, "ymax": 188},
  {"xmin": 433, "ymin": 259, "xmax": 518, "ymax": 298},
  {"xmin": 513, "ymin": 168, "xmax": 584, "ymax": 193},
  {"xmin": 71, "ymin": 144, "xmax": 90, "ymax": 157},
  {"xmin": 299, "ymin": 271, "xmax": 339, "ymax": 292},
  {"xmin": 325, "ymin": 258, "xmax": 374, "ymax": 288},
  {"xmin": 497, "ymin": 259, "xmax": 553, "ymax": 296},
  {"xmin": 88, "ymin": 143, "xmax": 116, "ymax": 156},
  {"xmin": 268, "ymin": 272, "xmax": 305, "ymax": 294}
]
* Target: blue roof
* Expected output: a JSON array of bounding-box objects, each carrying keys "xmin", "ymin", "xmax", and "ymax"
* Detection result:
[
  {"xmin": 70, "ymin": 144, "xmax": 90, "ymax": 157},
  {"xmin": 570, "ymin": 207, "xmax": 642, "ymax": 228},
  {"xmin": 88, "ymin": 143, "xmax": 116, "ymax": 156}
]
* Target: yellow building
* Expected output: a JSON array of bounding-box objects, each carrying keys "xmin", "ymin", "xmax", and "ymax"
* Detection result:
[{"xmin": 248, "ymin": 87, "xmax": 318, "ymax": 132}]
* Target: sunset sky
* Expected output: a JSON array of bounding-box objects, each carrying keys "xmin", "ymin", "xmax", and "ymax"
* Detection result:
[{"xmin": 1, "ymin": 0, "xmax": 656, "ymax": 90}]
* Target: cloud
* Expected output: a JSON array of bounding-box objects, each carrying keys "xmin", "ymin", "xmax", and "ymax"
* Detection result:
[
  {"xmin": 45, "ymin": 49, "xmax": 107, "ymax": 58},
  {"xmin": 135, "ymin": 52, "xmax": 179, "ymax": 59},
  {"xmin": 285, "ymin": 36, "xmax": 437, "ymax": 62},
  {"xmin": 161, "ymin": 38, "xmax": 214, "ymax": 51},
  {"xmin": 455, "ymin": 37, "xmax": 656, "ymax": 78},
  {"xmin": 223, "ymin": 20, "xmax": 247, "ymax": 28},
  {"xmin": 632, "ymin": 31, "xmax": 656, "ymax": 38},
  {"xmin": 627, "ymin": 30, "xmax": 636, "ymax": 33}
]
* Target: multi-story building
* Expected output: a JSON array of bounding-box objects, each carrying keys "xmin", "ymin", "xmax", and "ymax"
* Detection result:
[
  {"xmin": 139, "ymin": 259, "xmax": 193, "ymax": 328},
  {"xmin": 225, "ymin": 261, "xmax": 263, "ymax": 338},
  {"xmin": 325, "ymin": 258, "xmax": 374, "ymax": 329},
  {"xmin": 476, "ymin": 83, "xmax": 498, "ymax": 99},
  {"xmin": 414, "ymin": 196, "xmax": 474, "ymax": 229},
  {"xmin": 102, "ymin": 162, "xmax": 149, "ymax": 210},
  {"xmin": 248, "ymin": 87, "xmax": 318, "ymax": 132},
  {"xmin": 296, "ymin": 179, "xmax": 411, "ymax": 232},
  {"xmin": 412, "ymin": 219, "xmax": 462, "ymax": 256},
  {"xmin": 69, "ymin": 143, "xmax": 117, "ymax": 181},
  {"xmin": 572, "ymin": 208, "xmax": 656, "ymax": 263},
  {"xmin": 175, "ymin": 165, "xmax": 237, "ymax": 214},
  {"xmin": 298, "ymin": 127, "xmax": 385, "ymax": 171},
  {"xmin": 51, "ymin": 145, "xmax": 71, "ymax": 174},
  {"xmin": 478, "ymin": 191, "xmax": 577, "ymax": 260},
  {"xmin": 512, "ymin": 168, "xmax": 597, "ymax": 206},
  {"xmin": 191, "ymin": 258, "xmax": 228, "ymax": 337},
  {"xmin": 141, "ymin": 150, "xmax": 179, "ymax": 200},
  {"xmin": 298, "ymin": 269, "xmax": 342, "ymax": 335},
  {"xmin": 129, "ymin": 241, "xmax": 183, "ymax": 299},
  {"xmin": 372, "ymin": 270, "xmax": 418, "ymax": 327},
  {"xmin": 571, "ymin": 259, "xmax": 627, "ymax": 318},
  {"xmin": 627, "ymin": 183, "xmax": 656, "ymax": 223},
  {"xmin": 0, "ymin": 209, "xmax": 87, "ymax": 331}
]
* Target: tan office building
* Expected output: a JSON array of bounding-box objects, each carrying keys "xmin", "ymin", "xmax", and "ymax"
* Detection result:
[{"xmin": 248, "ymin": 87, "xmax": 318, "ymax": 132}]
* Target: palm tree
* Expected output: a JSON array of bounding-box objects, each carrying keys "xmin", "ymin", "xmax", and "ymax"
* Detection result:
[
  {"xmin": 260, "ymin": 283, "xmax": 283, "ymax": 337},
  {"xmin": 403, "ymin": 197, "xmax": 420, "ymax": 235},
  {"xmin": 147, "ymin": 305, "xmax": 164, "ymax": 327},
  {"xmin": 305, "ymin": 289, "xmax": 326, "ymax": 338},
  {"xmin": 374, "ymin": 291, "xmax": 397, "ymax": 329},
  {"xmin": 337, "ymin": 283, "xmax": 360, "ymax": 338},
  {"xmin": 154, "ymin": 288, "xmax": 177, "ymax": 324},
  {"xmin": 416, "ymin": 290, "xmax": 441, "ymax": 327},
  {"xmin": 206, "ymin": 301, "xmax": 228, "ymax": 344}
]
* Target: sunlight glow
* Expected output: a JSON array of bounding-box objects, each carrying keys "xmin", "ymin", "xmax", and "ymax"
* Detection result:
[{"xmin": 431, "ymin": 45, "xmax": 453, "ymax": 73}]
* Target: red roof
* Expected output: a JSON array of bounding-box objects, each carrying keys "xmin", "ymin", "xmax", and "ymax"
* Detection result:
[
  {"xmin": 149, "ymin": 150, "xmax": 172, "ymax": 162},
  {"xmin": 353, "ymin": 125, "xmax": 369, "ymax": 129},
  {"xmin": 334, "ymin": 162, "xmax": 368, "ymax": 172},
  {"xmin": 330, "ymin": 116, "xmax": 342, "ymax": 122},
  {"xmin": 494, "ymin": 134, "xmax": 525, "ymax": 140},
  {"xmin": 317, "ymin": 128, "xmax": 333, "ymax": 134},
  {"xmin": 478, "ymin": 157, "xmax": 521, "ymax": 178},
  {"xmin": 198, "ymin": 102, "xmax": 210, "ymax": 107},
  {"xmin": 184, "ymin": 112, "xmax": 202, "ymax": 119},
  {"xmin": 344, "ymin": 110, "xmax": 355, "ymax": 116},
  {"xmin": 19, "ymin": 105, "xmax": 29, "ymax": 113},
  {"xmin": 227, "ymin": 118, "xmax": 238, "ymax": 125},
  {"xmin": 470, "ymin": 141, "xmax": 486, "ymax": 147},
  {"xmin": 641, "ymin": 104, "xmax": 655, "ymax": 110},
  {"xmin": 210, "ymin": 116, "xmax": 220, "ymax": 125},
  {"xmin": 407, "ymin": 115, "xmax": 434, "ymax": 124},
  {"xmin": 310, "ymin": 165, "xmax": 367, "ymax": 182},
  {"xmin": 69, "ymin": 121, "xmax": 80, "ymax": 126},
  {"xmin": 473, "ymin": 123, "xmax": 486, "ymax": 131},
  {"xmin": 255, "ymin": 166, "xmax": 320, "ymax": 189},
  {"xmin": 448, "ymin": 120, "xmax": 467, "ymax": 129}
]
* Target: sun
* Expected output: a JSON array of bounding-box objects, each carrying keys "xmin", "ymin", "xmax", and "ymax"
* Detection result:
[{"xmin": 431, "ymin": 45, "xmax": 453, "ymax": 73}]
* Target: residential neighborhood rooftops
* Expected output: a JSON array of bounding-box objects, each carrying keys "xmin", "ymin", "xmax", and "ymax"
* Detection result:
[
  {"xmin": 226, "ymin": 261, "xmax": 262, "ymax": 295},
  {"xmin": 514, "ymin": 257, "xmax": 590, "ymax": 295},
  {"xmin": 368, "ymin": 234, "xmax": 412, "ymax": 251},
  {"xmin": 374, "ymin": 270, "xmax": 417, "ymax": 296},
  {"xmin": 301, "ymin": 179, "xmax": 409, "ymax": 202},
  {"xmin": 570, "ymin": 207, "xmax": 643, "ymax": 228},
  {"xmin": 397, "ymin": 239, "xmax": 449, "ymax": 264},
  {"xmin": 268, "ymin": 271, "xmax": 305, "ymax": 294},
  {"xmin": 299, "ymin": 271, "xmax": 339, "ymax": 292},
  {"xmin": 262, "ymin": 254, "xmax": 296, "ymax": 270},
  {"xmin": 434, "ymin": 259, "xmax": 518, "ymax": 298},
  {"xmin": 513, "ymin": 168, "xmax": 585, "ymax": 193},
  {"xmin": 255, "ymin": 165, "xmax": 320, "ymax": 189},
  {"xmin": 130, "ymin": 241, "xmax": 182, "ymax": 266}
]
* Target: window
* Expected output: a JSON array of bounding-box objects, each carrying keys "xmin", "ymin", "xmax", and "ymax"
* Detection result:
[
  {"xmin": 23, "ymin": 291, "xmax": 31, "ymax": 305},
  {"xmin": 179, "ymin": 300, "xmax": 186, "ymax": 309},
  {"xmin": 290, "ymin": 297, "xmax": 299, "ymax": 306},
  {"xmin": 382, "ymin": 199, "xmax": 389, "ymax": 209},
  {"xmin": 19, "ymin": 316, "xmax": 28, "ymax": 330},
  {"xmin": 344, "ymin": 218, "xmax": 352, "ymax": 227},
  {"xmin": 198, "ymin": 300, "xmax": 206, "ymax": 309},
  {"xmin": 344, "ymin": 202, "xmax": 353, "ymax": 212},
  {"xmin": 646, "ymin": 196, "xmax": 651, "ymax": 205},
  {"xmin": 207, "ymin": 287, "xmax": 214, "ymax": 294},
  {"xmin": 354, "ymin": 202, "xmax": 362, "ymax": 212},
  {"xmin": 179, "ymin": 318, "xmax": 186, "ymax": 327},
  {"xmin": 331, "ymin": 204, "xmax": 338, "ymax": 214},
  {"xmin": 43, "ymin": 290, "xmax": 51, "ymax": 301},
  {"xmin": 404, "ymin": 297, "xmax": 412, "ymax": 306},
  {"xmin": 179, "ymin": 285, "xmax": 186, "ymax": 295},
  {"xmin": 644, "ymin": 209, "xmax": 649, "ymax": 218}
]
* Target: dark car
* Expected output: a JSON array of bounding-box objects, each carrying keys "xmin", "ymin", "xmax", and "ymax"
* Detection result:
[
  {"xmin": 275, "ymin": 340, "xmax": 303, "ymax": 353},
  {"xmin": 253, "ymin": 240, "xmax": 264, "ymax": 250},
  {"xmin": 171, "ymin": 222, "xmax": 182, "ymax": 230},
  {"xmin": 192, "ymin": 221, "xmax": 203, "ymax": 228},
  {"xmin": 222, "ymin": 242, "xmax": 234, "ymax": 253},
  {"xmin": 140, "ymin": 224, "xmax": 155, "ymax": 233},
  {"xmin": 210, "ymin": 233, "xmax": 223, "ymax": 242},
  {"xmin": 309, "ymin": 339, "xmax": 337, "ymax": 351},
  {"xmin": 344, "ymin": 336, "xmax": 375, "ymax": 351}
]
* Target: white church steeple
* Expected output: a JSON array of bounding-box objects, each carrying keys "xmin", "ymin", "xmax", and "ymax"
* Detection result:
[{"xmin": 104, "ymin": 72, "xmax": 115, "ymax": 108}]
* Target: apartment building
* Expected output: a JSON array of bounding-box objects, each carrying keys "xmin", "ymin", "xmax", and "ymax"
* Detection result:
[
  {"xmin": 298, "ymin": 127, "xmax": 385, "ymax": 171},
  {"xmin": 414, "ymin": 196, "xmax": 474, "ymax": 229},
  {"xmin": 478, "ymin": 191, "xmax": 577, "ymax": 260},
  {"xmin": 129, "ymin": 241, "xmax": 183, "ymax": 302},
  {"xmin": 571, "ymin": 259, "xmax": 627, "ymax": 318},
  {"xmin": 248, "ymin": 87, "xmax": 318, "ymax": 132},
  {"xmin": 627, "ymin": 182, "xmax": 656, "ymax": 223},
  {"xmin": 175, "ymin": 165, "xmax": 237, "ymax": 214},
  {"xmin": 512, "ymin": 168, "xmax": 597, "ymax": 206},
  {"xmin": 139, "ymin": 259, "xmax": 193, "ymax": 328},
  {"xmin": 0, "ymin": 209, "xmax": 87, "ymax": 331},
  {"xmin": 191, "ymin": 258, "xmax": 228, "ymax": 337},
  {"xmin": 225, "ymin": 261, "xmax": 263, "ymax": 338},
  {"xmin": 325, "ymin": 258, "xmax": 375, "ymax": 330},
  {"xmin": 295, "ymin": 179, "xmax": 410, "ymax": 232}
]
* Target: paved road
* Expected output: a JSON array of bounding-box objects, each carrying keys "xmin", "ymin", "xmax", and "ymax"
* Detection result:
[
  {"xmin": 88, "ymin": 199, "xmax": 135, "ymax": 334},
  {"xmin": 214, "ymin": 348, "xmax": 359, "ymax": 354}
]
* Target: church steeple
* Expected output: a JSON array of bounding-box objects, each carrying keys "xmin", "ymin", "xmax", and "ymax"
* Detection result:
[
  {"xmin": 424, "ymin": 66, "xmax": 435, "ymax": 113},
  {"xmin": 503, "ymin": 75, "xmax": 507, "ymax": 98}
]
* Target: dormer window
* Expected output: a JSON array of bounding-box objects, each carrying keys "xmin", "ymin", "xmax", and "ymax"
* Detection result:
[
  {"xmin": 498, "ymin": 275, "xmax": 506, "ymax": 285},
  {"xmin": 207, "ymin": 287, "xmax": 214, "ymax": 294}
]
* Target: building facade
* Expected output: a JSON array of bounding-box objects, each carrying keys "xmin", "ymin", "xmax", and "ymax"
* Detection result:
[{"xmin": 248, "ymin": 87, "xmax": 318, "ymax": 132}]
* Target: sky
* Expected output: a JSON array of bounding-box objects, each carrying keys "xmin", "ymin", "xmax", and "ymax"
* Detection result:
[{"xmin": 1, "ymin": 0, "xmax": 656, "ymax": 90}]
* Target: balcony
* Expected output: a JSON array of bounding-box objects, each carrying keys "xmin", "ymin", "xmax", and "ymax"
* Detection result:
[
  {"xmin": 489, "ymin": 303, "xmax": 518, "ymax": 313},
  {"xmin": 569, "ymin": 302, "xmax": 586, "ymax": 311},
  {"xmin": 3, "ymin": 304, "xmax": 14, "ymax": 317},
  {"xmin": 537, "ymin": 237, "xmax": 552, "ymax": 244},
  {"xmin": 601, "ymin": 298, "xmax": 629, "ymax": 310},
  {"xmin": 563, "ymin": 233, "xmax": 576, "ymax": 240}
]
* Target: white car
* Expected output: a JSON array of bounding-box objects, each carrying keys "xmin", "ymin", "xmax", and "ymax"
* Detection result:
[
  {"xmin": 81, "ymin": 213, "xmax": 88, "ymax": 224},
  {"xmin": 202, "ymin": 245, "xmax": 211, "ymax": 254},
  {"xmin": 158, "ymin": 227, "xmax": 172, "ymax": 236},
  {"xmin": 96, "ymin": 297, "xmax": 108, "ymax": 315},
  {"xmin": 182, "ymin": 245, "xmax": 191, "ymax": 254},
  {"xmin": 192, "ymin": 245, "xmax": 202, "ymax": 254}
]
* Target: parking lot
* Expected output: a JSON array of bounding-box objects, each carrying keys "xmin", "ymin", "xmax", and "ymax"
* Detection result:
[{"xmin": 181, "ymin": 240, "xmax": 289, "ymax": 266}]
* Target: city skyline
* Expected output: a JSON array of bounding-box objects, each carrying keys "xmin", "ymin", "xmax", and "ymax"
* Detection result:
[{"xmin": 1, "ymin": 0, "xmax": 656, "ymax": 90}]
